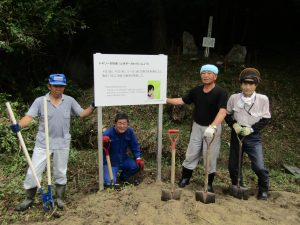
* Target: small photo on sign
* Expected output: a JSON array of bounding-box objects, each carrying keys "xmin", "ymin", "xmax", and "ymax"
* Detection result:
[{"xmin": 147, "ymin": 80, "xmax": 160, "ymax": 99}]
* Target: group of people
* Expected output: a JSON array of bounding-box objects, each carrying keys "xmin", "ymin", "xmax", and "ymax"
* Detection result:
[
  {"xmin": 10, "ymin": 63, "xmax": 271, "ymax": 212},
  {"xmin": 10, "ymin": 74, "xmax": 145, "ymax": 211},
  {"xmin": 167, "ymin": 65, "xmax": 271, "ymax": 201}
]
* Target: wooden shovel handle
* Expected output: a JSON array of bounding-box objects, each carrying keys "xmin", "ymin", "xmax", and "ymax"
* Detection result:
[
  {"xmin": 106, "ymin": 155, "xmax": 114, "ymax": 182},
  {"xmin": 203, "ymin": 134, "xmax": 215, "ymax": 193},
  {"xmin": 6, "ymin": 102, "xmax": 42, "ymax": 189},
  {"xmin": 167, "ymin": 129, "xmax": 179, "ymax": 190},
  {"xmin": 171, "ymin": 145, "xmax": 176, "ymax": 188},
  {"xmin": 44, "ymin": 97, "xmax": 52, "ymax": 186}
]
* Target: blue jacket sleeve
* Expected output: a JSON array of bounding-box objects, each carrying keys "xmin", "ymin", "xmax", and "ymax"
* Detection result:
[{"xmin": 128, "ymin": 128, "xmax": 141, "ymax": 159}]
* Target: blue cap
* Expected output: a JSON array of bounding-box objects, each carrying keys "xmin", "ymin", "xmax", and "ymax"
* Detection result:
[
  {"xmin": 200, "ymin": 64, "xmax": 219, "ymax": 75},
  {"xmin": 49, "ymin": 74, "xmax": 66, "ymax": 85}
]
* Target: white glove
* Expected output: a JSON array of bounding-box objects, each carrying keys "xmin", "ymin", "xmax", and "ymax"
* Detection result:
[{"xmin": 204, "ymin": 125, "xmax": 216, "ymax": 138}]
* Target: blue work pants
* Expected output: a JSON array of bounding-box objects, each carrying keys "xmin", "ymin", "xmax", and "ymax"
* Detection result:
[
  {"xmin": 228, "ymin": 131, "xmax": 269, "ymax": 192},
  {"xmin": 103, "ymin": 157, "xmax": 139, "ymax": 185}
]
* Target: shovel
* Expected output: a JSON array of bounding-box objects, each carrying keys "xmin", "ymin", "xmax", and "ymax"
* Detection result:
[
  {"xmin": 6, "ymin": 102, "xmax": 54, "ymax": 212},
  {"xmin": 43, "ymin": 97, "xmax": 55, "ymax": 210},
  {"xmin": 195, "ymin": 135, "xmax": 216, "ymax": 204},
  {"xmin": 102, "ymin": 136, "xmax": 120, "ymax": 190},
  {"xmin": 229, "ymin": 134, "xmax": 249, "ymax": 200},
  {"xmin": 161, "ymin": 129, "xmax": 182, "ymax": 201}
]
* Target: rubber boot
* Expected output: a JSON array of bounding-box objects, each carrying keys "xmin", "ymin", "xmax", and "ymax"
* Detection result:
[
  {"xmin": 178, "ymin": 167, "xmax": 193, "ymax": 188},
  {"xmin": 55, "ymin": 184, "xmax": 66, "ymax": 209},
  {"xmin": 257, "ymin": 190, "xmax": 268, "ymax": 200},
  {"xmin": 208, "ymin": 172, "xmax": 215, "ymax": 193},
  {"xmin": 239, "ymin": 176, "xmax": 246, "ymax": 188},
  {"xmin": 256, "ymin": 169, "xmax": 269, "ymax": 200},
  {"xmin": 15, "ymin": 187, "xmax": 37, "ymax": 211}
]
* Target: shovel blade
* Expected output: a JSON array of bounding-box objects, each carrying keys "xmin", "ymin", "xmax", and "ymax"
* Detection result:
[
  {"xmin": 172, "ymin": 189, "xmax": 182, "ymax": 200},
  {"xmin": 195, "ymin": 191, "xmax": 215, "ymax": 204},
  {"xmin": 161, "ymin": 189, "xmax": 172, "ymax": 201},
  {"xmin": 229, "ymin": 185, "xmax": 249, "ymax": 200},
  {"xmin": 41, "ymin": 188, "xmax": 54, "ymax": 212}
]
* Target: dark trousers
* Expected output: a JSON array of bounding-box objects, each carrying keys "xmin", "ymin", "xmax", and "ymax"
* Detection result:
[{"xmin": 228, "ymin": 131, "xmax": 269, "ymax": 191}]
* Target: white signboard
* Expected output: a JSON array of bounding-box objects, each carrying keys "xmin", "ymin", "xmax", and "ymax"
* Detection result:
[
  {"xmin": 202, "ymin": 37, "xmax": 215, "ymax": 48},
  {"xmin": 94, "ymin": 54, "xmax": 167, "ymax": 106}
]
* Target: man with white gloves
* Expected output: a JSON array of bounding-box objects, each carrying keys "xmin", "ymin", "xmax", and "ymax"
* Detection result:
[
  {"xmin": 166, "ymin": 64, "xmax": 227, "ymax": 192},
  {"xmin": 225, "ymin": 68, "xmax": 271, "ymax": 200}
]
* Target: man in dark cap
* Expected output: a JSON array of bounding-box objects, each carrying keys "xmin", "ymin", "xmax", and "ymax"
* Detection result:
[{"xmin": 225, "ymin": 68, "xmax": 271, "ymax": 200}]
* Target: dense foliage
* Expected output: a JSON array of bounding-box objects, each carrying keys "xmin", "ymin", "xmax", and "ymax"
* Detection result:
[{"xmin": 0, "ymin": 0, "xmax": 82, "ymax": 53}]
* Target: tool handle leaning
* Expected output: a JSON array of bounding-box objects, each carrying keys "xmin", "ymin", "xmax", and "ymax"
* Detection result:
[
  {"xmin": 203, "ymin": 134, "xmax": 215, "ymax": 193},
  {"xmin": 5, "ymin": 102, "xmax": 42, "ymax": 189},
  {"xmin": 106, "ymin": 155, "xmax": 114, "ymax": 183},
  {"xmin": 44, "ymin": 97, "xmax": 52, "ymax": 186},
  {"xmin": 170, "ymin": 145, "xmax": 176, "ymax": 190}
]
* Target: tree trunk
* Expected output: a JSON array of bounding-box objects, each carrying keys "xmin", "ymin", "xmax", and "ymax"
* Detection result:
[{"xmin": 151, "ymin": 0, "xmax": 168, "ymax": 54}]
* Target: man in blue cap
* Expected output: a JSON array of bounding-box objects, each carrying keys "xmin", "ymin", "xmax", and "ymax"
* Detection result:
[
  {"xmin": 10, "ymin": 74, "xmax": 95, "ymax": 211},
  {"xmin": 166, "ymin": 64, "xmax": 228, "ymax": 192}
]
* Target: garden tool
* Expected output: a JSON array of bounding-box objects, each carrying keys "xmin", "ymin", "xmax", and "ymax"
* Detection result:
[
  {"xmin": 161, "ymin": 129, "xmax": 182, "ymax": 201},
  {"xmin": 195, "ymin": 135, "xmax": 216, "ymax": 204},
  {"xmin": 6, "ymin": 102, "xmax": 53, "ymax": 212},
  {"xmin": 102, "ymin": 136, "xmax": 120, "ymax": 190},
  {"xmin": 229, "ymin": 134, "xmax": 249, "ymax": 200},
  {"xmin": 43, "ymin": 97, "xmax": 55, "ymax": 210}
]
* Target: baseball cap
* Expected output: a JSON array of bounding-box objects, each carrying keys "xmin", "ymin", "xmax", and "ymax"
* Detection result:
[
  {"xmin": 239, "ymin": 68, "xmax": 261, "ymax": 84},
  {"xmin": 49, "ymin": 74, "xmax": 67, "ymax": 85}
]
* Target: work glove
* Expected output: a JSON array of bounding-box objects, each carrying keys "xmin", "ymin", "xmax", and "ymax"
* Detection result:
[
  {"xmin": 204, "ymin": 125, "xmax": 216, "ymax": 138},
  {"xmin": 240, "ymin": 127, "xmax": 252, "ymax": 136},
  {"xmin": 136, "ymin": 158, "xmax": 144, "ymax": 169},
  {"xmin": 10, "ymin": 123, "xmax": 21, "ymax": 133},
  {"xmin": 232, "ymin": 123, "xmax": 242, "ymax": 134},
  {"xmin": 90, "ymin": 101, "xmax": 96, "ymax": 110}
]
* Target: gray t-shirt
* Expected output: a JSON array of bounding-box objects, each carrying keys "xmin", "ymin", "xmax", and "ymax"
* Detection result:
[{"xmin": 26, "ymin": 93, "xmax": 84, "ymax": 149}]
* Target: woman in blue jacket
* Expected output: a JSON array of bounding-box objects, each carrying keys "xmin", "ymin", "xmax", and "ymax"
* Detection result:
[{"xmin": 103, "ymin": 112, "xmax": 144, "ymax": 186}]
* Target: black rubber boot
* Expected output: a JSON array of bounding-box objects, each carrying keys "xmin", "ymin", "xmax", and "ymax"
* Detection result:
[
  {"xmin": 239, "ymin": 176, "xmax": 246, "ymax": 188},
  {"xmin": 15, "ymin": 187, "xmax": 37, "ymax": 211},
  {"xmin": 257, "ymin": 190, "xmax": 268, "ymax": 200},
  {"xmin": 178, "ymin": 167, "xmax": 193, "ymax": 188},
  {"xmin": 256, "ymin": 169, "xmax": 269, "ymax": 200},
  {"xmin": 55, "ymin": 184, "xmax": 66, "ymax": 209},
  {"xmin": 208, "ymin": 172, "xmax": 215, "ymax": 193}
]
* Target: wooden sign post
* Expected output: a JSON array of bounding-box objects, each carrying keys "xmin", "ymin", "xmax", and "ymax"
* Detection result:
[{"xmin": 202, "ymin": 16, "xmax": 215, "ymax": 58}]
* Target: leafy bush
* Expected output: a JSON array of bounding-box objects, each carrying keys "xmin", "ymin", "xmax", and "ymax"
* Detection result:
[{"xmin": 0, "ymin": 93, "xmax": 36, "ymax": 154}]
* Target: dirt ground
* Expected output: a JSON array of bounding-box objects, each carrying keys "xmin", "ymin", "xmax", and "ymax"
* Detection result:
[{"xmin": 18, "ymin": 175, "xmax": 300, "ymax": 225}]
